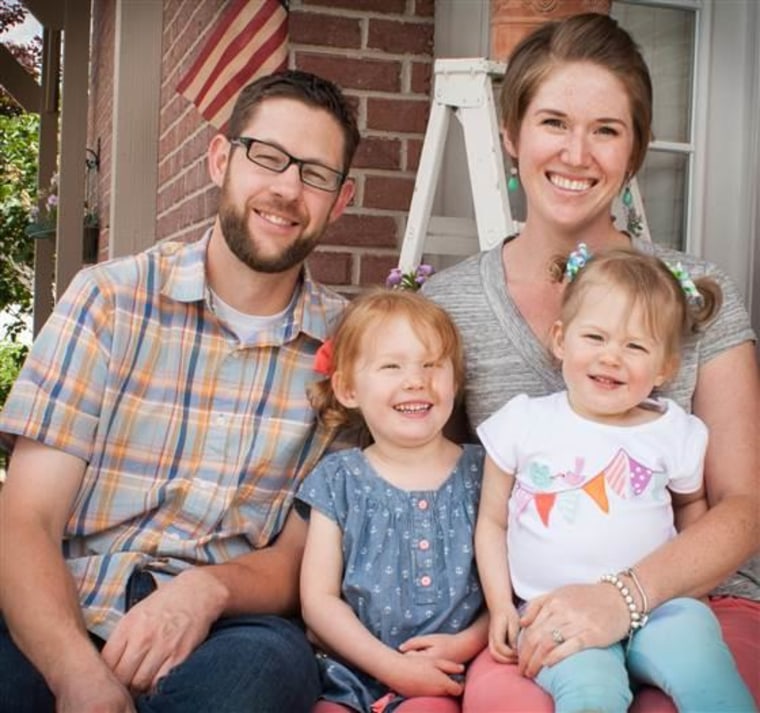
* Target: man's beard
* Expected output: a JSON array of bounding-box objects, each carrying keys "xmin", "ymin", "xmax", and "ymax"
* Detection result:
[{"xmin": 218, "ymin": 196, "xmax": 323, "ymax": 274}]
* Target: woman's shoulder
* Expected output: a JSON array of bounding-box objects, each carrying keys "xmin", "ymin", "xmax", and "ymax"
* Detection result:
[{"xmin": 636, "ymin": 237, "xmax": 733, "ymax": 284}]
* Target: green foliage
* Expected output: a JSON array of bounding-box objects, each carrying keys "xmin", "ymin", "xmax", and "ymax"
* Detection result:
[
  {"xmin": 1, "ymin": 0, "xmax": 42, "ymax": 116},
  {"xmin": 0, "ymin": 112, "xmax": 38, "ymax": 340},
  {"xmin": 0, "ymin": 339, "xmax": 27, "ymax": 409}
]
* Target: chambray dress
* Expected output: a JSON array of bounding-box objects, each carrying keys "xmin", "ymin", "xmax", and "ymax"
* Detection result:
[{"xmin": 296, "ymin": 444, "xmax": 484, "ymax": 713}]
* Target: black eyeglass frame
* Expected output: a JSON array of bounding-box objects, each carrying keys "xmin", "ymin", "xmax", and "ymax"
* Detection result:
[{"xmin": 229, "ymin": 136, "xmax": 346, "ymax": 192}]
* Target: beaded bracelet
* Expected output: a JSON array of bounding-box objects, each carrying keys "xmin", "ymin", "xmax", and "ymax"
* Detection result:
[
  {"xmin": 600, "ymin": 573, "xmax": 649, "ymax": 636},
  {"xmin": 623, "ymin": 567, "xmax": 649, "ymax": 616}
]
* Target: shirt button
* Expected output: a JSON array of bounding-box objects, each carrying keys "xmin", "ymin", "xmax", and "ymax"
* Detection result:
[
  {"xmin": 418, "ymin": 499, "xmax": 429, "ymax": 511},
  {"xmin": 420, "ymin": 575, "xmax": 432, "ymax": 587},
  {"xmin": 419, "ymin": 539, "xmax": 430, "ymax": 551}
]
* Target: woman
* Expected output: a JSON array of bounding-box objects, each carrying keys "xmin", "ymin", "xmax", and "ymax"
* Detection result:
[{"xmin": 423, "ymin": 13, "xmax": 759, "ymax": 712}]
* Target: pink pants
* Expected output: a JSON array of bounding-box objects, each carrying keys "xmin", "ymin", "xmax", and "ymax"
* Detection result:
[
  {"xmin": 462, "ymin": 597, "xmax": 760, "ymax": 712},
  {"xmin": 314, "ymin": 697, "xmax": 460, "ymax": 713}
]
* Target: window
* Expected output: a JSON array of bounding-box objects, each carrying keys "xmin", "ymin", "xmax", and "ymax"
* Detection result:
[{"xmin": 611, "ymin": 0, "xmax": 705, "ymax": 252}]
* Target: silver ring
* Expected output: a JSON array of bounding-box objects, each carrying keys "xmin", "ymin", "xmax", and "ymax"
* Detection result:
[{"xmin": 551, "ymin": 628, "xmax": 565, "ymax": 645}]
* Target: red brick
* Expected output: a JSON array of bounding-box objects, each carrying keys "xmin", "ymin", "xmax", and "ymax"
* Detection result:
[
  {"xmin": 308, "ymin": 250, "xmax": 353, "ymax": 285},
  {"xmin": 406, "ymin": 138, "xmax": 423, "ymax": 172},
  {"xmin": 324, "ymin": 213, "xmax": 399, "ymax": 248},
  {"xmin": 411, "ymin": 61, "xmax": 432, "ymax": 95},
  {"xmin": 353, "ymin": 137, "xmax": 402, "ymax": 171},
  {"xmin": 367, "ymin": 98, "xmax": 429, "ymax": 134},
  {"xmin": 290, "ymin": 11, "xmax": 361, "ymax": 49},
  {"xmin": 302, "ymin": 0, "xmax": 406, "ymax": 13},
  {"xmin": 413, "ymin": 0, "xmax": 434, "ymax": 17},
  {"xmin": 296, "ymin": 53, "xmax": 401, "ymax": 93},
  {"xmin": 368, "ymin": 19, "xmax": 433, "ymax": 55},
  {"xmin": 364, "ymin": 176, "xmax": 415, "ymax": 211},
  {"xmin": 359, "ymin": 254, "xmax": 399, "ymax": 287}
]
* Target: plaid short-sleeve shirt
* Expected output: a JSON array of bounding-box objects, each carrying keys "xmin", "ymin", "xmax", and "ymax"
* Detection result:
[{"xmin": 0, "ymin": 233, "xmax": 346, "ymax": 638}]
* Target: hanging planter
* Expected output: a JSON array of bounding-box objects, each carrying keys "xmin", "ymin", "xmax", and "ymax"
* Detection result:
[
  {"xmin": 25, "ymin": 221, "xmax": 56, "ymax": 239},
  {"xmin": 82, "ymin": 220, "xmax": 100, "ymax": 263},
  {"xmin": 26, "ymin": 168, "xmax": 102, "ymax": 263}
]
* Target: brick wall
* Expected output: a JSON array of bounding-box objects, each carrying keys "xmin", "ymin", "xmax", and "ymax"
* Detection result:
[{"xmin": 153, "ymin": 0, "xmax": 435, "ymax": 294}]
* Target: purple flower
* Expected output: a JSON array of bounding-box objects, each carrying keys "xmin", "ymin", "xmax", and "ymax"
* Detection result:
[
  {"xmin": 46, "ymin": 194, "xmax": 59, "ymax": 209},
  {"xmin": 386, "ymin": 264, "xmax": 435, "ymax": 291},
  {"xmin": 414, "ymin": 264, "xmax": 435, "ymax": 285},
  {"xmin": 385, "ymin": 267, "xmax": 403, "ymax": 288}
]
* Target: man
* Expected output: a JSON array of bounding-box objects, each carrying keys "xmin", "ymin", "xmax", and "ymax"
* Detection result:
[{"xmin": 0, "ymin": 70, "xmax": 359, "ymax": 713}]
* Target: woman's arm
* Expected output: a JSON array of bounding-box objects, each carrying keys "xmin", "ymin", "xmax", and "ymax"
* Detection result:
[
  {"xmin": 475, "ymin": 456, "xmax": 520, "ymax": 663},
  {"xmin": 671, "ymin": 485, "xmax": 708, "ymax": 532},
  {"xmin": 638, "ymin": 341, "xmax": 759, "ymax": 603},
  {"xmin": 301, "ymin": 510, "xmax": 464, "ymax": 698}
]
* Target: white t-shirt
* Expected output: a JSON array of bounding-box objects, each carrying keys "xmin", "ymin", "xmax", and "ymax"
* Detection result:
[{"xmin": 477, "ymin": 391, "xmax": 707, "ymax": 601}]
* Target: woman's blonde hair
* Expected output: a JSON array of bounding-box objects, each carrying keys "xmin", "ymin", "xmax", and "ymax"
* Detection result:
[
  {"xmin": 309, "ymin": 289, "xmax": 465, "ymax": 430},
  {"xmin": 552, "ymin": 249, "xmax": 722, "ymax": 367}
]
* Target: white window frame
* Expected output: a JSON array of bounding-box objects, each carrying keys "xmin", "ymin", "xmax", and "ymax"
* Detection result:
[{"xmin": 611, "ymin": 0, "xmax": 709, "ymax": 255}]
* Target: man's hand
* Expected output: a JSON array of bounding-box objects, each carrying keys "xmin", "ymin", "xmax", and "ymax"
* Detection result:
[{"xmin": 101, "ymin": 568, "xmax": 227, "ymax": 693}]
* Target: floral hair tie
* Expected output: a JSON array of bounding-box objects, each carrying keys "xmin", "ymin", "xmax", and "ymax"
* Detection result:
[
  {"xmin": 564, "ymin": 242, "xmax": 591, "ymax": 282},
  {"xmin": 666, "ymin": 262, "xmax": 703, "ymax": 306},
  {"xmin": 314, "ymin": 338, "xmax": 334, "ymax": 377}
]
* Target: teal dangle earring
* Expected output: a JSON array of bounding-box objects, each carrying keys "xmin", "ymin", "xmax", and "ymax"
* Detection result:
[
  {"xmin": 621, "ymin": 179, "xmax": 643, "ymax": 237},
  {"xmin": 622, "ymin": 182, "xmax": 633, "ymax": 208},
  {"xmin": 507, "ymin": 165, "xmax": 519, "ymax": 192}
]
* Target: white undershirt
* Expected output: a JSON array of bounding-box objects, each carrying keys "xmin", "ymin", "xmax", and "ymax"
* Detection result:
[{"xmin": 207, "ymin": 287, "xmax": 292, "ymax": 342}]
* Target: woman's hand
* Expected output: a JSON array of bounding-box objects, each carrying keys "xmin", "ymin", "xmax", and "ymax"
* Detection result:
[{"xmin": 517, "ymin": 582, "xmax": 630, "ymax": 678}]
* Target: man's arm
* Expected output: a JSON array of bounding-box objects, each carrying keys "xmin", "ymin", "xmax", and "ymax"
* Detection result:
[
  {"xmin": 0, "ymin": 437, "xmax": 135, "ymax": 712},
  {"xmin": 101, "ymin": 503, "xmax": 309, "ymax": 691}
]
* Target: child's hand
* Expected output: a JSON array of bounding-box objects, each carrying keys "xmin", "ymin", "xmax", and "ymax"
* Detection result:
[
  {"xmin": 398, "ymin": 633, "xmax": 465, "ymax": 663},
  {"xmin": 488, "ymin": 607, "xmax": 520, "ymax": 664},
  {"xmin": 384, "ymin": 655, "xmax": 465, "ymax": 698}
]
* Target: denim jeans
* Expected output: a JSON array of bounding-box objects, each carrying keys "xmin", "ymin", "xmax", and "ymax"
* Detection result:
[
  {"xmin": 535, "ymin": 597, "xmax": 756, "ymax": 713},
  {"xmin": 0, "ymin": 614, "xmax": 320, "ymax": 713}
]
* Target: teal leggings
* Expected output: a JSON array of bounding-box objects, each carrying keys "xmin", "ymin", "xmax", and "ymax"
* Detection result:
[{"xmin": 535, "ymin": 598, "xmax": 756, "ymax": 713}]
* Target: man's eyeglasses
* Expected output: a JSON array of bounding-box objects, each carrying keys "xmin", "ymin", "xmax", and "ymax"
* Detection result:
[{"xmin": 229, "ymin": 137, "xmax": 346, "ymax": 192}]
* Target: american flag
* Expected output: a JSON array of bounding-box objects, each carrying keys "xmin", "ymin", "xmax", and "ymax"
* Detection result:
[{"xmin": 177, "ymin": 0, "xmax": 289, "ymax": 131}]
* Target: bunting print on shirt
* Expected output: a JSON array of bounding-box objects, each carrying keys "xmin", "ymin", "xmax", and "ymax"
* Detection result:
[{"xmin": 177, "ymin": 0, "xmax": 289, "ymax": 131}]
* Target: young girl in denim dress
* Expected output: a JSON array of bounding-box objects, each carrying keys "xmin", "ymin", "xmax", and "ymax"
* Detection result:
[{"xmin": 297, "ymin": 289, "xmax": 486, "ymax": 713}]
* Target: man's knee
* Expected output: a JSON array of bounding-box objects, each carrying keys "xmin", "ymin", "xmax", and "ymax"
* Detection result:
[{"xmin": 138, "ymin": 615, "xmax": 320, "ymax": 713}]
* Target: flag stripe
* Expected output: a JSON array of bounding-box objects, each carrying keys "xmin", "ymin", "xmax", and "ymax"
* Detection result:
[
  {"xmin": 188, "ymin": 1, "xmax": 281, "ymax": 108},
  {"xmin": 177, "ymin": 0, "xmax": 289, "ymax": 130},
  {"xmin": 176, "ymin": 0, "xmax": 251, "ymax": 94},
  {"xmin": 201, "ymin": 20, "xmax": 287, "ymax": 126}
]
